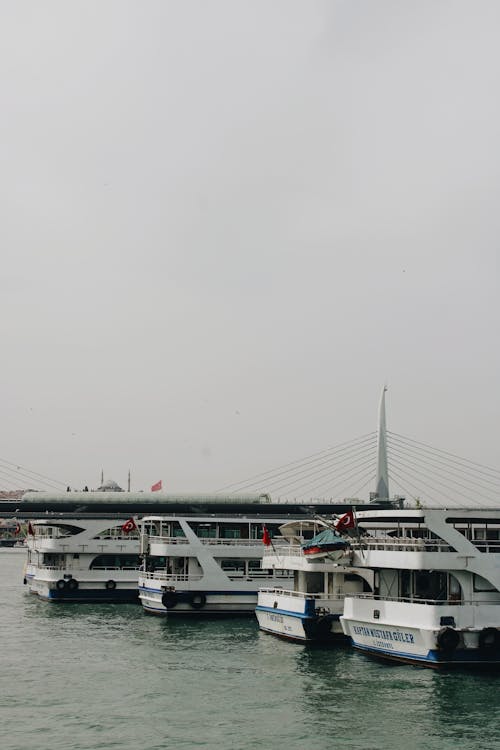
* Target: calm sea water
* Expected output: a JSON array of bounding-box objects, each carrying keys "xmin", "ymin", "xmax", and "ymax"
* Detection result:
[{"xmin": 1, "ymin": 550, "xmax": 499, "ymax": 750}]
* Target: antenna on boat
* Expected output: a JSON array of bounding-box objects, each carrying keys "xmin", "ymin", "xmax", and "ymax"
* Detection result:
[
  {"xmin": 374, "ymin": 385, "xmax": 390, "ymax": 501},
  {"xmin": 128, "ymin": 470, "xmax": 131, "ymax": 492}
]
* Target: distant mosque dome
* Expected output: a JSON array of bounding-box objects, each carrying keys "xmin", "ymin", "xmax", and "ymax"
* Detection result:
[{"xmin": 96, "ymin": 479, "xmax": 123, "ymax": 492}]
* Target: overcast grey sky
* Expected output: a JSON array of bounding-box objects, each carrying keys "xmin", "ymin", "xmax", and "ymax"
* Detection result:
[{"xmin": 1, "ymin": 1, "xmax": 499, "ymax": 498}]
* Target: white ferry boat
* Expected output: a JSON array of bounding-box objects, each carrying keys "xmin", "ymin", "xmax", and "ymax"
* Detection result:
[
  {"xmin": 341, "ymin": 507, "xmax": 500, "ymax": 669},
  {"xmin": 25, "ymin": 514, "xmax": 141, "ymax": 602},
  {"xmin": 138, "ymin": 514, "xmax": 297, "ymax": 615},
  {"xmin": 256, "ymin": 518, "xmax": 373, "ymax": 641}
]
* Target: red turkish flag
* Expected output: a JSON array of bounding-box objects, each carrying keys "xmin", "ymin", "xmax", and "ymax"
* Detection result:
[
  {"xmin": 121, "ymin": 517, "xmax": 137, "ymax": 534},
  {"xmin": 262, "ymin": 525, "xmax": 271, "ymax": 546},
  {"xmin": 334, "ymin": 511, "xmax": 355, "ymax": 531},
  {"xmin": 151, "ymin": 480, "xmax": 162, "ymax": 492}
]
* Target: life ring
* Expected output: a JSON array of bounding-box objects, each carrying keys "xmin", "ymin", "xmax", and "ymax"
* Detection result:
[
  {"xmin": 437, "ymin": 627, "xmax": 459, "ymax": 652},
  {"xmin": 190, "ymin": 592, "xmax": 207, "ymax": 610},
  {"xmin": 56, "ymin": 579, "xmax": 66, "ymax": 591},
  {"xmin": 161, "ymin": 591, "xmax": 178, "ymax": 609},
  {"xmin": 105, "ymin": 580, "xmax": 117, "ymax": 590},
  {"xmin": 67, "ymin": 578, "xmax": 79, "ymax": 591},
  {"xmin": 478, "ymin": 627, "xmax": 500, "ymax": 651}
]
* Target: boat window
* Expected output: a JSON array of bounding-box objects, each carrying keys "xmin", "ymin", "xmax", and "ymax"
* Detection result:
[
  {"xmin": 305, "ymin": 573, "xmax": 323, "ymax": 593},
  {"xmin": 93, "ymin": 524, "xmax": 138, "ymax": 539},
  {"xmin": 219, "ymin": 525, "xmax": 245, "ymax": 539},
  {"xmin": 192, "ymin": 523, "xmax": 217, "ymax": 538},
  {"xmin": 473, "ymin": 574, "xmax": 496, "ymax": 592},
  {"xmin": 219, "ymin": 559, "xmax": 245, "ymax": 574},
  {"xmin": 90, "ymin": 554, "xmax": 142, "ymax": 569},
  {"xmin": 400, "ymin": 571, "xmax": 411, "ymax": 599},
  {"xmin": 413, "ymin": 571, "xmax": 448, "ymax": 601},
  {"xmin": 36, "ymin": 524, "xmax": 83, "ymax": 538},
  {"xmin": 274, "ymin": 569, "xmax": 290, "ymax": 578},
  {"xmin": 143, "ymin": 521, "xmax": 162, "ymax": 536},
  {"xmin": 42, "ymin": 553, "xmax": 65, "ymax": 566},
  {"xmin": 342, "ymin": 573, "xmax": 371, "ymax": 593},
  {"xmin": 145, "ymin": 556, "xmax": 168, "ymax": 572}
]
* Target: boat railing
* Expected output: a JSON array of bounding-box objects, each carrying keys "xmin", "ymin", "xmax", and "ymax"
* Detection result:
[
  {"xmin": 351, "ymin": 537, "xmax": 455, "ymax": 553},
  {"xmin": 259, "ymin": 587, "xmax": 345, "ymax": 601},
  {"xmin": 90, "ymin": 565, "xmax": 141, "ymax": 571},
  {"xmin": 472, "ymin": 540, "xmax": 500, "ymax": 554},
  {"xmin": 346, "ymin": 593, "xmax": 498, "ymax": 606},
  {"xmin": 150, "ymin": 536, "xmax": 264, "ymax": 547},
  {"xmin": 262, "ymin": 544, "xmax": 303, "ymax": 559},
  {"xmin": 37, "ymin": 564, "xmax": 141, "ymax": 571},
  {"xmin": 141, "ymin": 571, "xmax": 204, "ymax": 582}
]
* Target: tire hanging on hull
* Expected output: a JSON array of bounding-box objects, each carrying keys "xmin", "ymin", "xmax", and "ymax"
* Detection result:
[
  {"xmin": 161, "ymin": 591, "xmax": 178, "ymax": 609},
  {"xmin": 190, "ymin": 592, "xmax": 207, "ymax": 610}
]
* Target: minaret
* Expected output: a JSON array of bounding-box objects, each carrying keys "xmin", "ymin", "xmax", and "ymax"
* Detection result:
[{"xmin": 375, "ymin": 386, "xmax": 390, "ymax": 500}]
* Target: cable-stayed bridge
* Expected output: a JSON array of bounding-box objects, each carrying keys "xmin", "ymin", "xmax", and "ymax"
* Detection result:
[{"xmin": 215, "ymin": 430, "xmax": 500, "ymax": 509}]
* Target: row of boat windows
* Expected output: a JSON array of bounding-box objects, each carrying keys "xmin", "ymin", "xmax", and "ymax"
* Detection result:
[
  {"xmin": 143, "ymin": 522, "xmax": 281, "ymax": 539},
  {"xmin": 29, "ymin": 525, "xmax": 135, "ymax": 539},
  {"xmin": 145, "ymin": 556, "xmax": 287, "ymax": 576},
  {"xmin": 41, "ymin": 553, "xmax": 142, "ymax": 569},
  {"xmin": 32, "ymin": 523, "xmax": 283, "ymax": 540},
  {"xmin": 376, "ymin": 570, "xmax": 496, "ymax": 599},
  {"xmin": 40, "ymin": 553, "xmax": 286, "ymax": 576},
  {"xmin": 384, "ymin": 527, "xmax": 500, "ymax": 546}
]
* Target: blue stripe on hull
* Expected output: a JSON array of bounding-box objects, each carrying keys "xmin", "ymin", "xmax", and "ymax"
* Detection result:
[
  {"xmin": 351, "ymin": 640, "xmax": 500, "ymax": 669},
  {"xmin": 143, "ymin": 607, "xmax": 255, "ymax": 617},
  {"xmin": 255, "ymin": 605, "xmax": 341, "ymax": 622},
  {"xmin": 139, "ymin": 586, "xmax": 258, "ymax": 595},
  {"xmin": 256, "ymin": 605, "xmax": 310, "ymax": 620},
  {"xmin": 40, "ymin": 589, "xmax": 139, "ymax": 603}
]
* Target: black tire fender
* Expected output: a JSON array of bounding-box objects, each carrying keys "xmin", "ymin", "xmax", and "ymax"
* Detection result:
[
  {"xmin": 190, "ymin": 592, "xmax": 207, "ymax": 610},
  {"xmin": 478, "ymin": 627, "xmax": 500, "ymax": 651},
  {"xmin": 161, "ymin": 591, "xmax": 178, "ymax": 609},
  {"xmin": 105, "ymin": 579, "xmax": 117, "ymax": 590},
  {"xmin": 56, "ymin": 579, "xmax": 66, "ymax": 591},
  {"xmin": 67, "ymin": 578, "xmax": 79, "ymax": 591},
  {"xmin": 437, "ymin": 626, "xmax": 459, "ymax": 652}
]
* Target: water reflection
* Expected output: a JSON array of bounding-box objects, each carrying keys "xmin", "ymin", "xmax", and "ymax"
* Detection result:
[{"xmin": 291, "ymin": 643, "xmax": 500, "ymax": 750}]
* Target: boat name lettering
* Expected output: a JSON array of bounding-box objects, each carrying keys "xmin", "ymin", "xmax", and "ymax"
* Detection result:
[
  {"xmin": 352, "ymin": 625, "xmax": 414, "ymax": 643},
  {"xmin": 268, "ymin": 613, "xmax": 283, "ymax": 623}
]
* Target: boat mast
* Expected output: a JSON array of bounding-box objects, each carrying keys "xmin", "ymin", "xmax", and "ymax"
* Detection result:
[{"xmin": 375, "ymin": 386, "xmax": 390, "ymax": 501}]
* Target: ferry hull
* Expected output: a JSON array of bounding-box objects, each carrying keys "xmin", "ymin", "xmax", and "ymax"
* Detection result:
[
  {"xmin": 139, "ymin": 586, "xmax": 258, "ymax": 616},
  {"xmin": 348, "ymin": 640, "xmax": 500, "ymax": 669},
  {"xmin": 341, "ymin": 600, "xmax": 500, "ymax": 670},
  {"xmin": 255, "ymin": 590, "xmax": 345, "ymax": 642},
  {"xmin": 32, "ymin": 587, "xmax": 139, "ymax": 603},
  {"xmin": 27, "ymin": 576, "xmax": 139, "ymax": 603}
]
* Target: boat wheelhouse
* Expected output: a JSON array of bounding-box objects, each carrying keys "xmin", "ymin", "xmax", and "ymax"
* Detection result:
[
  {"xmin": 340, "ymin": 508, "xmax": 500, "ymax": 669},
  {"xmin": 138, "ymin": 514, "xmax": 295, "ymax": 615}
]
